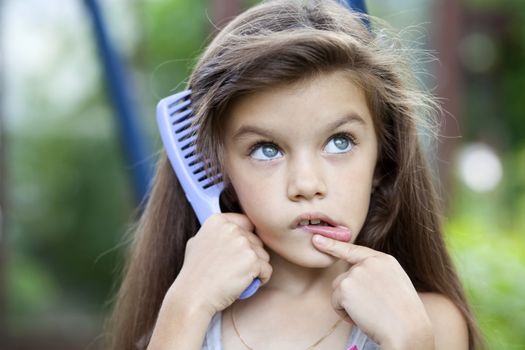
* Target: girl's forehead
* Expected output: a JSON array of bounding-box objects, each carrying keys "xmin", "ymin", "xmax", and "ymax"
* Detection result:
[{"xmin": 225, "ymin": 71, "xmax": 374, "ymax": 131}]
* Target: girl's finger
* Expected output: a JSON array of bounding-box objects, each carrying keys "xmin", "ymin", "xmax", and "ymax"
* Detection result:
[
  {"xmin": 337, "ymin": 310, "xmax": 355, "ymax": 325},
  {"xmin": 331, "ymin": 286, "xmax": 355, "ymax": 325},
  {"xmin": 257, "ymin": 260, "xmax": 273, "ymax": 285},
  {"xmin": 312, "ymin": 234, "xmax": 379, "ymax": 265},
  {"xmin": 222, "ymin": 213, "xmax": 264, "ymax": 248},
  {"xmin": 252, "ymin": 244, "xmax": 270, "ymax": 262},
  {"xmin": 331, "ymin": 271, "xmax": 348, "ymax": 289},
  {"xmin": 244, "ymin": 230, "xmax": 264, "ymax": 248},
  {"xmin": 222, "ymin": 212, "xmax": 255, "ymax": 232}
]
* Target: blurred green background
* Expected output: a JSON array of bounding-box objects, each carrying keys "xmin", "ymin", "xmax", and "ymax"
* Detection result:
[{"xmin": 1, "ymin": 0, "xmax": 524, "ymax": 349}]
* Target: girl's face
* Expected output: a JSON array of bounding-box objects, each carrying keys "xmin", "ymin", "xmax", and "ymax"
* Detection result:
[{"xmin": 223, "ymin": 71, "xmax": 378, "ymax": 268}]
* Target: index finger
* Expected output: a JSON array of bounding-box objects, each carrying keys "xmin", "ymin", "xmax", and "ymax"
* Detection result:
[
  {"xmin": 221, "ymin": 213, "xmax": 263, "ymax": 248},
  {"xmin": 312, "ymin": 234, "xmax": 379, "ymax": 264},
  {"xmin": 221, "ymin": 212, "xmax": 255, "ymax": 232}
]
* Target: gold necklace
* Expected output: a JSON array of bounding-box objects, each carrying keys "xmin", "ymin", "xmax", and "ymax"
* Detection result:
[{"xmin": 231, "ymin": 303, "xmax": 343, "ymax": 350}]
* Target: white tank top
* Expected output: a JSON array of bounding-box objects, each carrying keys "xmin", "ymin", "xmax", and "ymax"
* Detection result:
[{"xmin": 201, "ymin": 312, "xmax": 380, "ymax": 350}]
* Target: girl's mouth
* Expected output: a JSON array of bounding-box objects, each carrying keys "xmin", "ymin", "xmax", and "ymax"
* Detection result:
[
  {"xmin": 298, "ymin": 219, "xmax": 332, "ymax": 226},
  {"xmin": 293, "ymin": 214, "xmax": 352, "ymax": 242}
]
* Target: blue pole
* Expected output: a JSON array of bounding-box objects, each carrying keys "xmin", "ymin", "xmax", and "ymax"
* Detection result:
[
  {"xmin": 339, "ymin": 0, "xmax": 370, "ymax": 29},
  {"xmin": 346, "ymin": 0, "xmax": 368, "ymax": 13},
  {"xmin": 83, "ymin": 0, "xmax": 153, "ymax": 204}
]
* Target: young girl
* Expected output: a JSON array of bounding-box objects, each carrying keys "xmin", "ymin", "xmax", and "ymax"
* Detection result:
[{"xmin": 108, "ymin": 1, "xmax": 483, "ymax": 349}]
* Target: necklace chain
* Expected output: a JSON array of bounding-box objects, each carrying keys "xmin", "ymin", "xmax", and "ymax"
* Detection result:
[{"xmin": 231, "ymin": 303, "xmax": 342, "ymax": 350}]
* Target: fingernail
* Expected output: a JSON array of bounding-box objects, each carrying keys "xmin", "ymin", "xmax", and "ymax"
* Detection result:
[
  {"xmin": 347, "ymin": 346, "xmax": 358, "ymax": 350},
  {"xmin": 313, "ymin": 234, "xmax": 327, "ymax": 245}
]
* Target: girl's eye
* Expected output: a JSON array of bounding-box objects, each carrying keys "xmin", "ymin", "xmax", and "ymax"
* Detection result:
[
  {"xmin": 324, "ymin": 134, "xmax": 354, "ymax": 154},
  {"xmin": 250, "ymin": 143, "xmax": 283, "ymax": 160}
]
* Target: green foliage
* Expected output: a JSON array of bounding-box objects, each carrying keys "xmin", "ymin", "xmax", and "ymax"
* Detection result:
[
  {"xmin": 7, "ymin": 132, "xmax": 133, "ymax": 321},
  {"xmin": 455, "ymin": 2, "xmax": 525, "ymax": 346},
  {"xmin": 464, "ymin": 0, "xmax": 525, "ymax": 150},
  {"xmin": 446, "ymin": 152, "xmax": 525, "ymax": 349},
  {"xmin": 447, "ymin": 218, "xmax": 525, "ymax": 349},
  {"xmin": 142, "ymin": 0, "xmax": 208, "ymax": 98}
]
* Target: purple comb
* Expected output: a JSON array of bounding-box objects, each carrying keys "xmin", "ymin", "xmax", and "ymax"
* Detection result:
[{"xmin": 156, "ymin": 89, "xmax": 261, "ymax": 300}]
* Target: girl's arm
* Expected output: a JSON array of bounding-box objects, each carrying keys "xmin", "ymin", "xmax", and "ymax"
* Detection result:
[
  {"xmin": 147, "ymin": 213, "xmax": 272, "ymax": 350},
  {"xmin": 146, "ymin": 276, "xmax": 215, "ymax": 350}
]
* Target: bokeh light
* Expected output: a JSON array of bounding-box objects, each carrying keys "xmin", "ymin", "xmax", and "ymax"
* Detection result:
[{"xmin": 457, "ymin": 142, "xmax": 503, "ymax": 192}]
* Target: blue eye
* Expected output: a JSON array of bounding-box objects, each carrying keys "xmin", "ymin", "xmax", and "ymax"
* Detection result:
[
  {"xmin": 250, "ymin": 143, "xmax": 283, "ymax": 160},
  {"xmin": 324, "ymin": 134, "xmax": 354, "ymax": 154}
]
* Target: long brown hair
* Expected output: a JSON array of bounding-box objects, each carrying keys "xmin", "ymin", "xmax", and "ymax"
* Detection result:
[{"xmin": 107, "ymin": 1, "xmax": 483, "ymax": 349}]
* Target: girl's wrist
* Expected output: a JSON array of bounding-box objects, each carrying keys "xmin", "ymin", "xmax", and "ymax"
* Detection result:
[
  {"xmin": 382, "ymin": 317, "xmax": 435, "ymax": 350},
  {"xmin": 147, "ymin": 279, "xmax": 215, "ymax": 350},
  {"xmin": 166, "ymin": 272, "xmax": 218, "ymax": 318}
]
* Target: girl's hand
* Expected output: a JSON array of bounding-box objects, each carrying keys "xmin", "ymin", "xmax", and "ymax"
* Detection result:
[
  {"xmin": 174, "ymin": 213, "xmax": 272, "ymax": 316},
  {"xmin": 312, "ymin": 235, "xmax": 434, "ymax": 350}
]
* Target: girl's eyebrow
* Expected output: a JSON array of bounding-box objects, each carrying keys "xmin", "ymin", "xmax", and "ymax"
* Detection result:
[
  {"xmin": 326, "ymin": 113, "xmax": 367, "ymax": 130},
  {"xmin": 232, "ymin": 113, "xmax": 367, "ymax": 141}
]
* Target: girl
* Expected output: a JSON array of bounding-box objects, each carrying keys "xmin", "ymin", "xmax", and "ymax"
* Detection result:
[{"xmin": 108, "ymin": 1, "xmax": 483, "ymax": 349}]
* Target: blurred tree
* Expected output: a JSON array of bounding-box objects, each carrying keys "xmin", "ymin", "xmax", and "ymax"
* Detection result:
[{"xmin": 449, "ymin": 1, "xmax": 525, "ymax": 348}]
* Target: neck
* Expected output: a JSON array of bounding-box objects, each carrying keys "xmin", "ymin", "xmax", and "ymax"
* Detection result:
[
  {"xmin": 262, "ymin": 248, "xmax": 350, "ymax": 298},
  {"xmin": 226, "ymin": 250, "xmax": 352, "ymax": 350}
]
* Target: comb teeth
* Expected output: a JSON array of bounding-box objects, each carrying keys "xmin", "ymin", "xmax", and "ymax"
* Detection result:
[
  {"xmin": 169, "ymin": 99, "xmax": 191, "ymax": 117},
  {"xmin": 165, "ymin": 92, "xmax": 223, "ymax": 190},
  {"xmin": 175, "ymin": 119, "xmax": 194, "ymax": 135},
  {"xmin": 178, "ymin": 129, "xmax": 197, "ymax": 143},
  {"xmin": 202, "ymin": 174, "xmax": 222, "ymax": 189}
]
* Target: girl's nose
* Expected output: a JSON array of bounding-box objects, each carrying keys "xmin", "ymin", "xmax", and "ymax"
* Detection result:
[{"xmin": 286, "ymin": 158, "xmax": 327, "ymax": 201}]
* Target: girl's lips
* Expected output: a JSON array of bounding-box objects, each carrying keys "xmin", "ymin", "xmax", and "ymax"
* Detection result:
[
  {"xmin": 300, "ymin": 225, "xmax": 352, "ymax": 242},
  {"xmin": 291, "ymin": 212, "xmax": 345, "ymax": 228}
]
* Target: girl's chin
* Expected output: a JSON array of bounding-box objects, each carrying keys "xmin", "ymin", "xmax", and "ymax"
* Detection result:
[
  {"xmin": 263, "ymin": 237, "xmax": 339, "ymax": 267},
  {"xmin": 286, "ymin": 249, "xmax": 340, "ymax": 268},
  {"xmin": 305, "ymin": 254, "xmax": 339, "ymax": 268}
]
